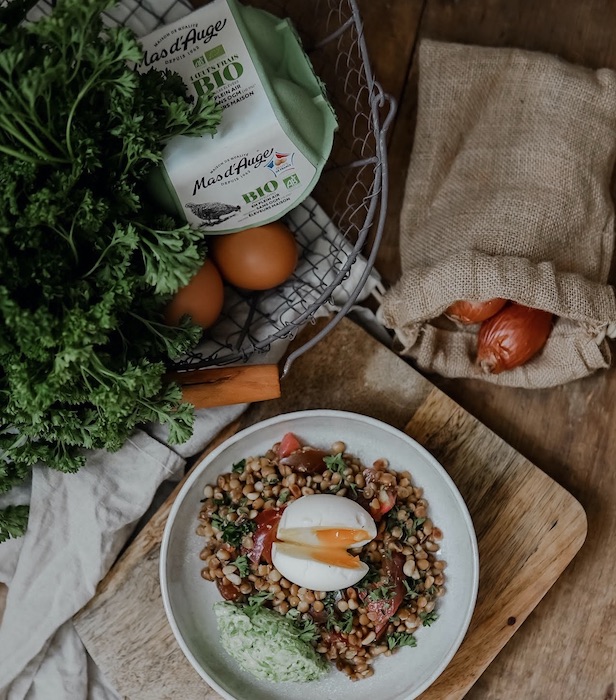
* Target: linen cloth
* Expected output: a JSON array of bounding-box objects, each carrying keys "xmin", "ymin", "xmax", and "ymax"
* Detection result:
[
  {"xmin": 0, "ymin": 409, "xmax": 251, "ymax": 700},
  {"xmin": 379, "ymin": 40, "xmax": 616, "ymax": 387}
]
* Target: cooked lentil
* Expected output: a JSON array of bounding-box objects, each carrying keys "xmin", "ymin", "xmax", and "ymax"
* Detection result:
[{"xmin": 197, "ymin": 437, "xmax": 446, "ymax": 681}]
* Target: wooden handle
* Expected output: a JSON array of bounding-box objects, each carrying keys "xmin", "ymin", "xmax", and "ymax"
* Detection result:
[{"xmin": 167, "ymin": 364, "xmax": 281, "ymax": 409}]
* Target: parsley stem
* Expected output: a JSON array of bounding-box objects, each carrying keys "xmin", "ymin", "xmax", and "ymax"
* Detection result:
[
  {"xmin": 0, "ymin": 110, "xmax": 47, "ymax": 154},
  {"xmin": 65, "ymin": 72, "xmax": 104, "ymax": 159},
  {"xmin": 80, "ymin": 227, "xmax": 123, "ymax": 278},
  {"xmin": 0, "ymin": 143, "xmax": 64, "ymax": 165},
  {"xmin": 0, "ymin": 83, "xmax": 67, "ymax": 155},
  {"xmin": 49, "ymin": 224, "xmax": 78, "ymax": 263}
]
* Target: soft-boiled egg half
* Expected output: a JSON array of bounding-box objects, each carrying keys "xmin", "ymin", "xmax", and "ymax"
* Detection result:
[{"xmin": 271, "ymin": 494, "xmax": 377, "ymax": 591}]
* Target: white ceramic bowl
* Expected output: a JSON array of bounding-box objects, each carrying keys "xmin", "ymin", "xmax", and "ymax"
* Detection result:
[{"xmin": 160, "ymin": 410, "xmax": 479, "ymax": 700}]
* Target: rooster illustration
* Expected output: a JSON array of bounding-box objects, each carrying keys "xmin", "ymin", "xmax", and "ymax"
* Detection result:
[{"xmin": 185, "ymin": 202, "xmax": 241, "ymax": 226}]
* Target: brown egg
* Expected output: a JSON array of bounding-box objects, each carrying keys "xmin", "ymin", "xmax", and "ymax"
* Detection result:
[
  {"xmin": 165, "ymin": 259, "xmax": 224, "ymax": 329},
  {"xmin": 210, "ymin": 221, "xmax": 298, "ymax": 291}
]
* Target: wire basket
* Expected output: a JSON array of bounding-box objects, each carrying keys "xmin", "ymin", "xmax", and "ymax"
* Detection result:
[{"xmin": 29, "ymin": 0, "xmax": 395, "ymax": 377}]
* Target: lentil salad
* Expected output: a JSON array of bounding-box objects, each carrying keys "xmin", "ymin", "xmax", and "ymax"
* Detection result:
[{"xmin": 196, "ymin": 433, "xmax": 446, "ymax": 681}]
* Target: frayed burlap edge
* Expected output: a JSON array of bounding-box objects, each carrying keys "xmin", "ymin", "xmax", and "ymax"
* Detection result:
[{"xmin": 378, "ymin": 250, "xmax": 616, "ymax": 387}]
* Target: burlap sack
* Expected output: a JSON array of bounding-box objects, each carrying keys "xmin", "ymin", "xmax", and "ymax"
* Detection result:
[{"xmin": 379, "ymin": 40, "xmax": 616, "ymax": 388}]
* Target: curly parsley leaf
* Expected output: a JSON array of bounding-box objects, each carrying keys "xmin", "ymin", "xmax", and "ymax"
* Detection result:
[
  {"xmin": 419, "ymin": 611, "xmax": 439, "ymax": 627},
  {"xmin": 386, "ymin": 632, "xmax": 417, "ymax": 650},
  {"xmin": 232, "ymin": 554, "xmax": 250, "ymax": 578},
  {"xmin": 210, "ymin": 514, "xmax": 256, "ymax": 548},
  {"xmin": 0, "ymin": 504, "xmax": 30, "ymax": 542},
  {"xmin": 323, "ymin": 453, "xmax": 347, "ymax": 473},
  {"xmin": 369, "ymin": 584, "xmax": 394, "ymax": 601},
  {"xmin": 232, "ymin": 459, "xmax": 246, "ymax": 474},
  {"xmin": 245, "ymin": 591, "xmax": 274, "ymax": 609},
  {"xmin": 0, "ymin": 0, "xmax": 224, "ymax": 538}
]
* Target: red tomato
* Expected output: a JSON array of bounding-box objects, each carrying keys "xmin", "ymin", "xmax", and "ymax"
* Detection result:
[
  {"xmin": 216, "ymin": 577, "xmax": 242, "ymax": 601},
  {"xmin": 278, "ymin": 432, "xmax": 301, "ymax": 458},
  {"xmin": 280, "ymin": 447, "xmax": 329, "ymax": 474},
  {"xmin": 364, "ymin": 553, "xmax": 406, "ymax": 638},
  {"xmin": 246, "ymin": 507, "xmax": 285, "ymax": 565},
  {"xmin": 361, "ymin": 467, "xmax": 397, "ymax": 521}
]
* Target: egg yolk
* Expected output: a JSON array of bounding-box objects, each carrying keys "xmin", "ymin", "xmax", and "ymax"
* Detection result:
[
  {"xmin": 315, "ymin": 527, "xmax": 370, "ymax": 547},
  {"xmin": 274, "ymin": 542, "xmax": 363, "ymax": 569},
  {"xmin": 274, "ymin": 527, "xmax": 371, "ymax": 569},
  {"xmin": 279, "ymin": 527, "xmax": 371, "ymax": 548}
]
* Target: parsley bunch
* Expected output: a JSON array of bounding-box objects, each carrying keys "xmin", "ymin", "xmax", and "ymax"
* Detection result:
[{"xmin": 0, "ymin": 0, "xmax": 222, "ymax": 540}]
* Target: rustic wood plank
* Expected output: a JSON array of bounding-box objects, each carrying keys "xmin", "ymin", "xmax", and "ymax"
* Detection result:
[
  {"xmin": 436, "ymin": 369, "xmax": 616, "ymax": 700},
  {"xmin": 378, "ymin": 1, "xmax": 616, "ymax": 697},
  {"xmin": 358, "ymin": 0, "xmax": 425, "ymax": 261},
  {"xmin": 74, "ymin": 319, "xmax": 586, "ymax": 699},
  {"xmin": 407, "ymin": 390, "xmax": 587, "ymax": 700},
  {"xmin": 357, "ymin": 0, "xmax": 425, "ymax": 102}
]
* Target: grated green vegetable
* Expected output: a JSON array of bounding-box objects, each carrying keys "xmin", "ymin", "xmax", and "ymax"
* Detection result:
[{"xmin": 214, "ymin": 601, "xmax": 328, "ymax": 682}]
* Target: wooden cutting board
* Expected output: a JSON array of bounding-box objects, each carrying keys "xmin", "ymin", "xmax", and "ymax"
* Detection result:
[{"xmin": 73, "ymin": 318, "xmax": 587, "ymax": 699}]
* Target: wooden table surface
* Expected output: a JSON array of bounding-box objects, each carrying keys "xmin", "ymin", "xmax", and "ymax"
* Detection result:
[{"xmin": 359, "ymin": 1, "xmax": 616, "ymax": 698}]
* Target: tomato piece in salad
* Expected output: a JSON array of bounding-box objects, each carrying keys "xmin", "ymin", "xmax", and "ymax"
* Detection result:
[
  {"xmin": 362, "ymin": 552, "xmax": 406, "ymax": 638},
  {"xmin": 362, "ymin": 467, "xmax": 397, "ymax": 521},
  {"xmin": 245, "ymin": 507, "xmax": 285, "ymax": 565},
  {"xmin": 216, "ymin": 577, "xmax": 243, "ymax": 601},
  {"xmin": 278, "ymin": 432, "xmax": 302, "ymax": 458},
  {"xmin": 280, "ymin": 447, "xmax": 329, "ymax": 474}
]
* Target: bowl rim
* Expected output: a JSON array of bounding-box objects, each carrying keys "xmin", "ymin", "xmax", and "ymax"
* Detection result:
[{"xmin": 160, "ymin": 409, "xmax": 480, "ymax": 700}]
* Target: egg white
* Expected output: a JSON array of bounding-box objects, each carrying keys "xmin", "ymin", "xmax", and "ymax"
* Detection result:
[
  {"xmin": 277, "ymin": 494, "xmax": 376, "ymax": 548},
  {"xmin": 271, "ymin": 542, "xmax": 369, "ymax": 591},
  {"xmin": 272, "ymin": 494, "xmax": 377, "ymax": 591}
]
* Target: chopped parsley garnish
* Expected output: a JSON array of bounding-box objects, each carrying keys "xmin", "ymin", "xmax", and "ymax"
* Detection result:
[
  {"xmin": 245, "ymin": 591, "xmax": 274, "ymax": 609},
  {"xmin": 323, "ymin": 591, "xmax": 340, "ymax": 630},
  {"xmin": 323, "ymin": 453, "xmax": 347, "ymax": 473},
  {"xmin": 355, "ymin": 565, "xmax": 380, "ymax": 590},
  {"xmin": 368, "ymin": 584, "xmax": 394, "ymax": 601},
  {"xmin": 295, "ymin": 617, "xmax": 319, "ymax": 643},
  {"xmin": 403, "ymin": 578, "xmax": 419, "ymax": 600},
  {"xmin": 338, "ymin": 609, "xmax": 354, "ymax": 634},
  {"xmin": 323, "ymin": 453, "xmax": 361, "ymax": 498},
  {"xmin": 211, "ymin": 513, "xmax": 256, "ymax": 547},
  {"xmin": 385, "ymin": 507, "xmax": 427, "ymax": 542},
  {"xmin": 232, "ymin": 459, "xmax": 246, "ymax": 473},
  {"xmin": 278, "ymin": 489, "xmax": 290, "ymax": 503},
  {"xmin": 419, "ymin": 611, "xmax": 439, "ymax": 627},
  {"xmin": 413, "ymin": 517, "xmax": 426, "ymax": 531},
  {"xmin": 232, "ymin": 554, "xmax": 250, "ymax": 578},
  {"xmin": 386, "ymin": 632, "xmax": 417, "ymax": 650},
  {"xmin": 324, "ymin": 595, "xmax": 354, "ymax": 633},
  {"xmin": 213, "ymin": 491, "xmax": 232, "ymax": 506},
  {"xmin": 285, "ymin": 609, "xmax": 320, "ymax": 642}
]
